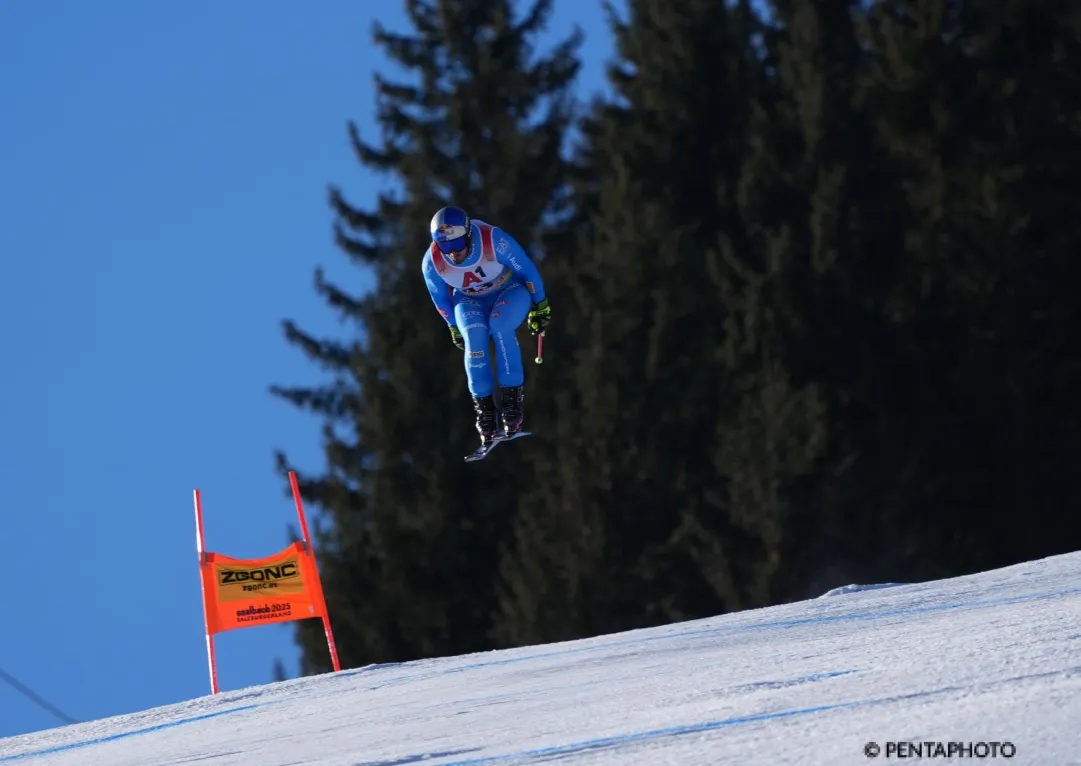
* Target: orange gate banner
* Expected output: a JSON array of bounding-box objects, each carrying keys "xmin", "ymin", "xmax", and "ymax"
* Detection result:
[
  {"xmin": 193, "ymin": 471, "xmax": 340, "ymax": 694},
  {"xmin": 201, "ymin": 541, "xmax": 329, "ymax": 635}
]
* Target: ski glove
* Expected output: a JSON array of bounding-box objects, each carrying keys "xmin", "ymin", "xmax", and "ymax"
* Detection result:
[
  {"xmin": 527, "ymin": 298, "xmax": 551, "ymax": 335},
  {"xmin": 449, "ymin": 325, "xmax": 465, "ymax": 350}
]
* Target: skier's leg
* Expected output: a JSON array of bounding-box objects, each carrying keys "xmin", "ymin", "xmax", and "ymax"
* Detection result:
[
  {"xmin": 454, "ymin": 297, "xmax": 499, "ymax": 443},
  {"xmin": 454, "ymin": 298, "xmax": 494, "ymax": 396},
  {"xmin": 488, "ymin": 283, "xmax": 533, "ymax": 433},
  {"xmin": 488, "ymin": 283, "xmax": 531, "ymax": 386}
]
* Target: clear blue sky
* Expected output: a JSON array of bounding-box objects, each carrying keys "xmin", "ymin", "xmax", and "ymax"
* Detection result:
[{"xmin": 0, "ymin": 0, "xmax": 611, "ymax": 738}]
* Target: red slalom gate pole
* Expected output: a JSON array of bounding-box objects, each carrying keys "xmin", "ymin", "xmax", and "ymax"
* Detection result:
[
  {"xmin": 288, "ymin": 471, "xmax": 341, "ymax": 673},
  {"xmin": 192, "ymin": 489, "xmax": 220, "ymax": 695}
]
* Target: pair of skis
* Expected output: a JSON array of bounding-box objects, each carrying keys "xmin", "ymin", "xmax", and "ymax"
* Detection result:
[
  {"xmin": 463, "ymin": 430, "xmax": 532, "ymax": 462},
  {"xmin": 463, "ymin": 332, "xmax": 543, "ymax": 463}
]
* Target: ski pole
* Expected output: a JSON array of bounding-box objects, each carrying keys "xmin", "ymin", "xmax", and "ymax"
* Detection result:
[{"xmin": 534, "ymin": 331, "xmax": 545, "ymax": 364}]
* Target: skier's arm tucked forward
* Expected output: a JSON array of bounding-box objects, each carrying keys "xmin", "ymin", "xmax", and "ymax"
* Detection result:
[
  {"xmin": 489, "ymin": 228, "xmax": 551, "ymax": 334},
  {"xmin": 422, "ymin": 252, "xmax": 465, "ymax": 349}
]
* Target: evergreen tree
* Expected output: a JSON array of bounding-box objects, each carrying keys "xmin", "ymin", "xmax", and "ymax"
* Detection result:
[
  {"xmin": 272, "ymin": 0, "xmax": 581, "ymax": 674},
  {"xmin": 492, "ymin": 0, "xmax": 771, "ymax": 645},
  {"xmin": 709, "ymin": 0, "xmax": 901, "ymax": 602},
  {"xmin": 853, "ymin": 0, "xmax": 1081, "ymax": 574}
]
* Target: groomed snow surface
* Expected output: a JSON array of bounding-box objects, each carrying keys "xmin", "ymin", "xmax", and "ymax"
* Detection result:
[{"xmin": 3, "ymin": 552, "xmax": 1079, "ymax": 765}]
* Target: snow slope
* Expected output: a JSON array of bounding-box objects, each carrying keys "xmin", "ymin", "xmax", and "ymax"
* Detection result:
[{"xmin": 2, "ymin": 552, "xmax": 1079, "ymax": 765}]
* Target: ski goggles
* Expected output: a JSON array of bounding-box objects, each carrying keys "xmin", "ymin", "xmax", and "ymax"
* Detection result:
[{"xmin": 434, "ymin": 223, "xmax": 469, "ymax": 254}]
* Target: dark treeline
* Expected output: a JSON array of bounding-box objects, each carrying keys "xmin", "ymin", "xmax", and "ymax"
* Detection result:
[{"xmin": 271, "ymin": 0, "xmax": 1081, "ymax": 675}]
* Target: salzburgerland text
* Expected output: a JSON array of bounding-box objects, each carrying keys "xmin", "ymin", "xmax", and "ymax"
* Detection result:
[
  {"xmin": 865, "ymin": 741, "xmax": 1016, "ymax": 759},
  {"xmin": 235, "ymin": 603, "xmax": 292, "ymax": 623}
]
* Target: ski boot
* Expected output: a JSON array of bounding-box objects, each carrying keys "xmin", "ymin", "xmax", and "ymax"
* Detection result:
[
  {"xmin": 499, "ymin": 385, "xmax": 525, "ymax": 437},
  {"xmin": 472, "ymin": 394, "xmax": 501, "ymax": 447}
]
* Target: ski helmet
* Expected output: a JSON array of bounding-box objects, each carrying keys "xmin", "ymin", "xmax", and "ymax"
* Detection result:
[{"xmin": 430, "ymin": 206, "xmax": 472, "ymax": 260}]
